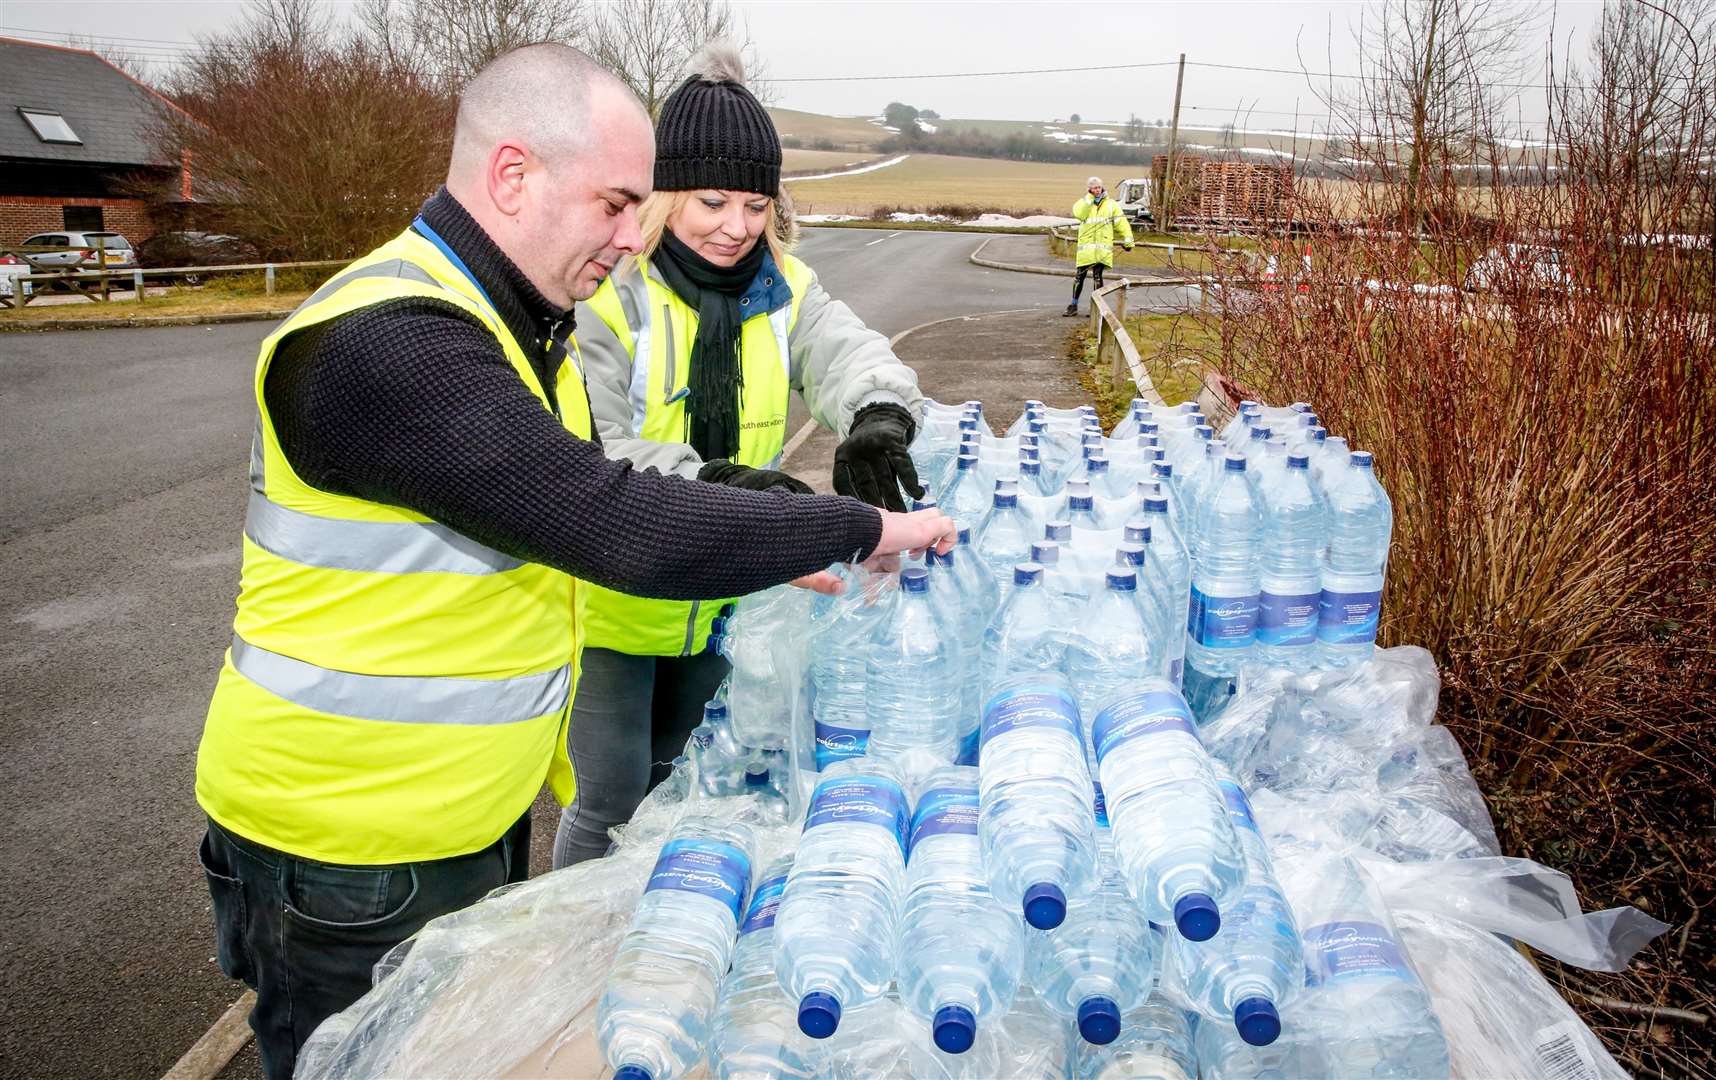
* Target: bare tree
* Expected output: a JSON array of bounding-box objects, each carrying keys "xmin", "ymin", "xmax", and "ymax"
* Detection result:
[
  {"xmin": 357, "ymin": 0, "xmax": 585, "ymax": 87},
  {"xmin": 584, "ymin": 0, "xmax": 769, "ymax": 116},
  {"xmin": 63, "ymin": 33, "xmax": 156, "ymax": 84},
  {"xmin": 153, "ymin": 0, "xmax": 455, "ymax": 258},
  {"xmin": 1334, "ymin": 0, "xmax": 1540, "ymax": 229}
]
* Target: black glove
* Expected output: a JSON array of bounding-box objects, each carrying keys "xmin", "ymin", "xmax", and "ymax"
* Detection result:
[
  {"xmin": 697, "ymin": 459, "xmax": 814, "ymax": 494},
  {"xmin": 833, "ymin": 402, "xmax": 924, "ymax": 512}
]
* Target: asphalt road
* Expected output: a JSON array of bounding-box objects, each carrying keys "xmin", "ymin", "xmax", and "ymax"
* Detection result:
[{"xmin": 0, "ymin": 227, "xmax": 1099, "ymax": 1079}]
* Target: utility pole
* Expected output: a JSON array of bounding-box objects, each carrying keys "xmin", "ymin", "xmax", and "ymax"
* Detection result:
[{"xmin": 1162, "ymin": 52, "xmax": 1186, "ymax": 233}]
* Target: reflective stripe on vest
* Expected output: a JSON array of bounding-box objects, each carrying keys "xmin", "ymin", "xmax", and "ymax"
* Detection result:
[
  {"xmin": 229, "ymin": 635, "xmax": 569, "ymax": 726},
  {"xmin": 197, "ymin": 222, "xmax": 588, "ymax": 865}
]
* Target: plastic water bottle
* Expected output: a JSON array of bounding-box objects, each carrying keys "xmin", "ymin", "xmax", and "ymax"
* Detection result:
[
  {"xmin": 940, "ymin": 451, "xmax": 990, "ymax": 533},
  {"xmin": 978, "ymin": 673, "xmax": 1097, "ymax": 929},
  {"xmin": 1256, "ymin": 453, "xmax": 1328, "ymax": 672},
  {"xmin": 897, "ymin": 766, "xmax": 1027, "ymax": 1054},
  {"xmin": 775, "ymin": 757, "xmax": 910, "ymax": 1038},
  {"xmin": 807, "ymin": 585, "xmax": 884, "ymax": 771},
  {"xmin": 1184, "ymin": 455, "xmax": 1262, "ymax": 722},
  {"xmin": 867, "ymin": 567, "xmax": 961, "ymax": 766},
  {"xmin": 1273, "ymin": 853, "xmax": 1451, "ymax": 1077},
  {"xmin": 950, "ymin": 527, "xmax": 1001, "ymax": 628},
  {"xmin": 1148, "ymin": 461, "xmax": 1187, "ymax": 523},
  {"xmin": 1026, "ymin": 833, "xmax": 1156, "ymax": 1046},
  {"xmin": 1171, "ymin": 770, "xmax": 1302, "ymax": 1048},
  {"xmin": 1066, "ymin": 570, "xmax": 1156, "ymax": 765},
  {"xmin": 1318, "ymin": 450, "xmax": 1392, "ymax": 668},
  {"xmin": 980, "ymin": 564, "xmax": 1066, "ymax": 686},
  {"xmin": 709, "ymin": 855, "xmax": 820, "ymax": 1080},
  {"xmin": 1072, "ymin": 993, "xmax": 1198, "ymax": 1080},
  {"xmin": 599, "ymin": 818, "xmax": 757, "ymax": 1080},
  {"xmin": 1018, "ymin": 456, "xmax": 1057, "ymax": 498},
  {"xmin": 1091, "ymin": 684, "xmax": 1245, "ymax": 941},
  {"xmin": 1111, "ymin": 542, "xmax": 1169, "ymax": 669},
  {"xmin": 1031, "ymin": 540, "xmax": 1081, "ymax": 626},
  {"xmin": 1310, "ymin": 435, "xmax": 1349, "ymax": 498},
  {"xmin": 1137, "ymin": 498, "xmax": 1189, "ymax": 686},
  {"xmin": 925, "ymin": 550, "xmax": 982, "ymax": 766},
  {"xmin": 975, "ymin": 488, "xmax": 1035, "ymax": 589}
]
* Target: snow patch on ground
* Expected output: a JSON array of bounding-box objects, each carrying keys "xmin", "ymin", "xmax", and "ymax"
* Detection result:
[
  {"xmin": 796, "ymin": 214, "xmax": 862, "ymax": 223},
  {"xmin": 918, "ymin": 121, "xmax": 938, "ymax": 134},
  {"xmin": 966, "ymin": 212, "xmax": 1079, "ymax": 227},
  {"xmin": 1083, "ymin": 128, "xmax": 1117, "ymax": 134},
  {"xmin": 788, "ymin": 154, "xmax": 911, "ymax": 182}
]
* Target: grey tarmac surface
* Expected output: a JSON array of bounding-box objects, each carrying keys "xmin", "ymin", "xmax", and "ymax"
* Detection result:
[{"xmin": 0, "ymin": 227, "xmax": 1184, "ymax": 1079}]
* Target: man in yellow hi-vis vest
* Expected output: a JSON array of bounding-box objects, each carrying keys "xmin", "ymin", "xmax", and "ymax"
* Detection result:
[
  {"xmin": 193, "ymin": 44, "xmax": 953, "ymax": 1079},
  {"xmin": 1065, "ymin": 175, "xmax": 1135, "ymax": 316}
]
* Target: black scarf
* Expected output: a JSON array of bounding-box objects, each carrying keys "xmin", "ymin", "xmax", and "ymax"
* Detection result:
[{"xmin": 651, "ymin": 232, "xmax": 768, "ymax": 461}]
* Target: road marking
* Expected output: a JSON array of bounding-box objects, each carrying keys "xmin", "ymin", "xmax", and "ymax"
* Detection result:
[
  {"xmin": 888, "ymin": 232, "xmax": 904, "ymax": 238},
  {"xmin": 163, "ymin": 990, "xmax": 254, "ymax": 1080},
  {"xmin": 865, "ymin": 237, "xmax": 887, "ymax": 247}
]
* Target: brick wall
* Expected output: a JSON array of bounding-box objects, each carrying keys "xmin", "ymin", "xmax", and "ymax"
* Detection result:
[{"xmin": 0, "ymin": 196, "xmax": 158, "ymax": 246}]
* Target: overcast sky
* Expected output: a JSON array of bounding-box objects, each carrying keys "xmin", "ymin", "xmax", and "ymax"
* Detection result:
[{"xmin": 6, "ymin": 0, "xmax": 1598, "ymax": 135}]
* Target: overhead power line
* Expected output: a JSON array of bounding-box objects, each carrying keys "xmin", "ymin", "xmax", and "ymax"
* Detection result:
[{"xmin": 770, "ymin": 60, "xmax": 1181, "ymax": 83}]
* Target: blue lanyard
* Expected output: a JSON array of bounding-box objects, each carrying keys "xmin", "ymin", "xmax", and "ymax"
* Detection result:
[{"xmin": 411, "ymin": 216, "xmax": 496, "ymax": 312}]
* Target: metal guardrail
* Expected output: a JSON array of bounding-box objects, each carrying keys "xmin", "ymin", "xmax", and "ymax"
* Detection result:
[
  {"xmin": 1089, "ymin": 279, "xmax": 1164, "ymax": 406},
  {"xmin": 0, "ymin": 258, "xmax": 346, "ymax": 308}
]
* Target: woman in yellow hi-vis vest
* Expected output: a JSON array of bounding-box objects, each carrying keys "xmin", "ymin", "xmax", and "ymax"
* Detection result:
[
  {"xmin": 553, "ymin": 45, "xmax": 926, "ymax": 866},
  {"xmin": 1065, "ymin": 176, "xmax": 1135, "ymax": 316}
]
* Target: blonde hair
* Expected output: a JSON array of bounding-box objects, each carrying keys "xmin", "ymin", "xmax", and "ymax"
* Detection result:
[{"xmin": 635, "ymin": 187, "xmax": 796, "ymax": 271}]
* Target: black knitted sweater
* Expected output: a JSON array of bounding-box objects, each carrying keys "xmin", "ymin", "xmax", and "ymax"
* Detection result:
[{"xmin": 263, "ymin": 188, "xmax": 881, "ymax": 600}]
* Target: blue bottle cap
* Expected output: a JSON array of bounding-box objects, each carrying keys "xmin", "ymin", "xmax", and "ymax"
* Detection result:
[
  {"xmin": 1013, "ymin": 563, "xmax": 1044, "ymax": 587},
  {"xmin": 1239, "ymin": 399, "xmax": 1260, "ymax": 410},
  {"xmin": 993, "ymin": 491, "xmax": 1018, "ymax": 509},
  {"xmin": 1235, "ymin": 997, "xmax": 1282, "ymax": 1046},
  {"xmin": 960, "ymin": 431, "xmax": 981, "ymax": 446},
  {"xmin": 1309, "ymin": 426, "xmax": 1328, "ymax": 443},
  {"xmin": 1174, "ymin": 892, "xmax": 1221, "ymax": 941},
  {"xmin": 1078, "ymin": 403, "xmax": 1098, "ymax": 413},
  {"xmin": 1152, "ymin": 461, "xmax": 1173, "ymax": 478},
  {"xmin": 1143, "ymin": 496, "xmax": 1169, "ymax": 514},
  {"xmin": 1086, "ymin": 455, "xmax": 1109, "ymax": 473},
  {"xmin": 932, "ymin": 1003, "xmax": 977, "ymax": 1055},
  {"xmin": 912, "ymin": 497, "xmax": 938, "ymax": 511},
  {"xmin": 1352, "ymin": 450, "xmax": 1375, "ymax": 468},
  {"xmin": 926, "ymin": 547, "xmax": 951, "ymax": 567},
  {"xmin": 1291, "ymin": 401, "xmax": 1312, "ymax": 412},
  {"xmin": 901, "ymin": 567, "xmax": 929, "ymax": 592},
  {"xmin": 1076, "ymin": 996, "xmax": 1123, "ymax": 1045},
  {"xmin": 703, "ymin": 699, "xmax": 728, "ymax": 721},
  {"xmin": 1022, "ymin": 881, "xmax": 1067, "ymax": 929},
  {"xmin": 1196, "ymin": 425, "xmax": 1215, "ymax": 439},
  {"xmin": 1304, "ymin": 412, "xmax": 1320, "ymax": 427},
  {"xmin": 1140, "ymin": 421, "xmax": 1159, "ymax": 434},
  {"xmin": 958, "ymin": 417, "xmax": 978, "ymax": 430},
  {"xmin": 1106, "ymin": 569, "xmax": 1137, "ymax": 591},
  {"xmin": 744, "ymin": 764, "xmax": 770, "ymax": 788},
  {"xmin": 1116, "ymin": 543, "xmax": 1145, "ymax": 567},
  {"xmin": 613, "ymin": 1066, "xmax": 652, "ymax": 1080},
  {"xmin": 1020, "ymin": 433, "xmax": 1040, "ymax": 446},
  {"xmin": 956, "ymin": 453, "xmax": 977, "ymax": 470},
  {"xmin": 1249, "ymin": 426, "xmax": 1271, "ymax": 441},
  {"xmin": 1021, "ymin": 460, "xmax": 1041, "ymax": 476},
  {"xmin": 1123, "ymin": 521, "xmax": 1150, "ymax": 544},
  {"xmin": 1286, "ymin": 454, "xmax": 1310, "ymax": 469},
  {"xmin": 1025, "ymin": 398, "xmax": 1045, "ymax": 408},
  {"xmin": 1082, "ymin": 431, "xmax": 1104, "ymax": 445},
  {"xmin": 956, "ymin": 527, "xmax": 972, "ymax": 545},
  {"xmin": 1028, "ymin": 419, "xmax": 1048, "ymax": 433},
  {"xmin": 1070, "ymin": 494, "xmax": 1094, "ymax": 512},
  {"xmin": 798, "ymin": 991, "xmax": 842, "ymax": 1039},
  {"xmin": 1224, "ymin": 455, "xmax": 1248, "ymax": 472},
  {"xmin": 1030, "ymin": 541, "xmax": 1060, "ymax": 565},
  {"xmin": 1044, "ymin": 521, "xmax": 1071, "ymax": 542},
  {"xmin": 690, "ymin": 724, "xmax": 714, "ymax": 750}
]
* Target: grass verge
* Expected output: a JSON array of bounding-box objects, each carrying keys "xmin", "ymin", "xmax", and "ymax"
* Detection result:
[
  {"xmin": 801, "ymin": 219, "xmax": 1048, "ymax": 236},
  {"xmin": 0, "ymin": 288, "xmax": 310, "ymax": 326},
  {"xmin": 1068, "ymin": 312, "xmax": 1214, "ymax": 427}
]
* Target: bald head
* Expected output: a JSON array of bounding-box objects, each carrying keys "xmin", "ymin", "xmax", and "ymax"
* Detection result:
[
  {"xmin": 444, "ymin": 43, "xmax": 654, "ymax": 308},
  {"xmin": 450, "ymin": 43, "xmax": 644, "ymax": 185}
]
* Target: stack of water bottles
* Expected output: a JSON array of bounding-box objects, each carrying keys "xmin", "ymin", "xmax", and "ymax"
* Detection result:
[{"xmin": 575, "ymin": 398, "xmax": 1654, "ymax": 1080}]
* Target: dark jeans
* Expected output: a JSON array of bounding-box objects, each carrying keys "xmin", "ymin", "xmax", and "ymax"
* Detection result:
[
  {"xmin": 552, "ymin": 645, "xmax": 731, "ymax": 868},
  {"xmin": 199, "ymin": 811, "xmax": 530, "ymax": 1080},
  {"xmin": 1071, "ymin": 261, "xmax": 1106, "ymax": 303}
]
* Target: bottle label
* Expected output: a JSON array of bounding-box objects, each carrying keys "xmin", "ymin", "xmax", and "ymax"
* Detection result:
[
  {"xmin": 644, "ymin": 838, "xmax": 752, "ymax": 923},
  {"xmin": 1187, "ymin": 585, "xmax": 1259, "ymax": 648},
  {"xmin": 1302, "ymin": 921, "xmax": 1412, "ymax": 986},
  {"xmin": 1256, "ymin": 590, "xmax": 1321, "ymax": 646},
  {"xmin": 805, "ymin": 775, "xmax": 909, "ymax": 856},
  {"xmin": 1093, "ymin": 781, "xmax": 1108, "ymax": 827},
  {"xmin": 738, "ymin": 874, "xmax": 788, "ymax": 935},
  {"xmin": 813, "ymin": 719, "xmax": 869, "ymax": 770},
  {"xmin": 956, "ymin": 723, "xmax": 981, "ymax": 766},
  {"xmin": 909, "ymin": 786, "xmax": 980, "ymax": 851},
  {"xmin": 980, "ymin": 682, "xmax": 1080, "ymax": 749},
  {"xmin": 1318, "ymin": 589, "xmax": 1382, "ymax": 645},
  {"xmin": 1091, "ymin": 691, "xmax": 1200, "ymax": 764},
  {"xmin": 1217, "ymin": 780, "xmax": 1259, "ymax": 834}
]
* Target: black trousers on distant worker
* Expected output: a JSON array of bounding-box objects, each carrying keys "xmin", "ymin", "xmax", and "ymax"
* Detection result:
[
  {"xmin": 199, "ymin": 811, "xmax": 530, "ymax": 1080},
  {"xmin": 552, "ymin": 645, "xmax": 732, "ymax": 868},
  {"xmin": 1070, "ymin": 260, "xmax": 1106, "ymax": 305}
]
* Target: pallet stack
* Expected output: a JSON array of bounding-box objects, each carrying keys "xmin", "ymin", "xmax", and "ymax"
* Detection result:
[{"xmin": 1152, "ymin": 155, "xmax": 1293, "ymax": 224}]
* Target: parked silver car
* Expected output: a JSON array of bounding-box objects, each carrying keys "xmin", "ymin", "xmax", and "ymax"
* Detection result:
[{"xmin": 18, "ymin": 230, "xmax": 138, "ymax": 271}]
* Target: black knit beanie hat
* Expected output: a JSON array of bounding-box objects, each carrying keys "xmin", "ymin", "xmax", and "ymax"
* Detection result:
[{"xmin": 654, "ymin": 42, "xmax": 781, "ymax": 196}]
